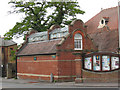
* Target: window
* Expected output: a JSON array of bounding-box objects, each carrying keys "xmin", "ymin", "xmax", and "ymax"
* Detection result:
[{"xmin": 74, "ymin": 33, "xmax": 82, "ymax": 50}]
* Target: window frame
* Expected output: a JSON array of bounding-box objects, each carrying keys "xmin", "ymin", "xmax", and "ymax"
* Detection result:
[{"xmin": 74, "ymin": 33, "xmax": 83, "ymax": 50}]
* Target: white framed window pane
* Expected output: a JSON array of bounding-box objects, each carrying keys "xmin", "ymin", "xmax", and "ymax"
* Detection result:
[
  {"xmin": 74, "ymin": 33, "xmax": 82, "ymax": 50},
  {"xmin": 85, "ymin": 57, "xmax": 92, "ymax": 70},
  {"xmin": 74, "ymin": 39, "xmax": 82, "ymax": 50},
  {"xmin": 93, "ymin": 55, "xmax": 101, "ymax": 71},
  {"xmin": 74, "ymin": 40, "xmax": 77, "ymax": 48},
  {"xmin": 102, "ymin": 56, "xmax": 110, "ymax": 71},
  {"xmin": 111, "ymin": 57, "xmax": 119, "ymax": 70}
]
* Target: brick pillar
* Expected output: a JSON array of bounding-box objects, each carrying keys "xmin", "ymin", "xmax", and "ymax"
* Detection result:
[{"xmin": 75, "ymin": 55, "xmax": 83, "ymax": 83}]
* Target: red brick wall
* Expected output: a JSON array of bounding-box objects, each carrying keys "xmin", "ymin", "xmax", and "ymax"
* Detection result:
[
  {"xmin": 55, "ymin": 19, "xmax": 97, "ymax": 81},
  {"xmin": 82, "ymin": 70, "xmax": 119, "ymax": 82},
  {"xmin": 17, "ymin": 55, "xmax": 59, "ymax": 81}
]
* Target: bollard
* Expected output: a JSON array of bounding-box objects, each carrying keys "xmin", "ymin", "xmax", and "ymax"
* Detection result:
[{"xmin": 50, "ymin": 73, "xmax": 54, "ymax": 83}]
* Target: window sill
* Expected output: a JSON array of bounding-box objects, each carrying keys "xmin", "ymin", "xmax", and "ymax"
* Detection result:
[{"xmin": 74, "ymin": 48, "xmax": 82, "ymax": 50}]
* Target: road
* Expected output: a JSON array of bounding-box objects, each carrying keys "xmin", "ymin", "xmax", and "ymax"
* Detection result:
[{"xmin": 1, "ymin": 78, "xmax": 119, "ymax": 89}]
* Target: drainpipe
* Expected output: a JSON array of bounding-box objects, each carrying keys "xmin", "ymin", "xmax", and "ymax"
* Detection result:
[
  {"xmin": 118, "ymin": 1, "xmax": 120, "ymax": 53},
  {"xmin": 15, "ymin": 56, "xmax": 17, "ymax": 79}
]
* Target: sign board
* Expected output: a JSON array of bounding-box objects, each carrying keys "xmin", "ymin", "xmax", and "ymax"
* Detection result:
[
  {"xmin": 85, "ymin": 57, "xmax": 92, "ymax": 70},
  {"xmin": 93, "ymin": 55, "xmax": 100, "ymax": 71},
  {"xmin": 102, "ymin": 56, "xmax": 110, "ymax": 71},
  {"xmin": 111, "ymin": 57, "xmax": 119, "ymax": 70}
]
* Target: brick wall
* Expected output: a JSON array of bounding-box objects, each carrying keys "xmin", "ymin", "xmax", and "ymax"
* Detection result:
[
  {"xmin": 82, "ymin": 70, "xmax": 119, "ymax": 83},
  {"xmin": 56, "ymin": 19, "xmax": 97, "ymax": 82},
  {"xmin": 17, "ymin": 55, "xmax": 59, "ymax": 81}
]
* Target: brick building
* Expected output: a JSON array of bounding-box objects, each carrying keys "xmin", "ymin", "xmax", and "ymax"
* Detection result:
[
  {"xmin": 80, "ymin": 6, "xmax": 120, "ymax": 83},
  {"xmin": 17, "ymin": 7, "xmax": 120, "ymax": 82},
  {"xmin": 0, "ymin": 37, "xmax": 17, "ymax": 77}
]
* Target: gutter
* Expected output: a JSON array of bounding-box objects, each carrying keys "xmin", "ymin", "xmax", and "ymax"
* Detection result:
[{"xmin": 16, "ymin": 53, "xmax": 56, "ymax": 57}]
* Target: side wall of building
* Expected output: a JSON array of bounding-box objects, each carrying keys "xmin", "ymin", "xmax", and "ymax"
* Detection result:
[
  {"xmin": 1, "ymin": 44, "xmax": 17, "ymax": 77},
  {"xmin": 17, "ymin": 55, "xmax": 59, "ymax": 81}
]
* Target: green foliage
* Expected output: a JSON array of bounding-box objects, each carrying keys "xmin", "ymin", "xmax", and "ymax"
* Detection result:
[
  {"xmin": 10, "ymin": 49, "xmax": 16, "ymax": 61},
  {"xmin": 4, "ymin": 0, "xmax": 85, "ymax": 40}
]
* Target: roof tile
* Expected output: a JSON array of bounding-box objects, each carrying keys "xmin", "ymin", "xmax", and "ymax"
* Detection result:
[
  {"xmin": 86, "ymin": 7, "xmax": 118, "ymax": 52},
  {"xmin": 17, "ymin": 39, "xmax": 61, "ymax": 56}
]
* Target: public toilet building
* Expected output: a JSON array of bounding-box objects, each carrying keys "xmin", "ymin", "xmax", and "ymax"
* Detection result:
[{"xmin": 17, "ymin": 7, "xmax": 120, "ymax": 83}]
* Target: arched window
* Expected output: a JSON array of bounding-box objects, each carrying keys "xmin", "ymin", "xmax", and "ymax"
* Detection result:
[{"xmin": 74, "ymin": 33, "xmax": 82, "ymax": 50}]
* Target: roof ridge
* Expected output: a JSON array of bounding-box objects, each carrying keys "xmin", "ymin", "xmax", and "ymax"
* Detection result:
[
  {"xmin": 85, "ymin": 6, "xmax": 117, "ymax": 24},
  {"xmin": 102, "ymin": 6, "xmax": 117, "ymax": 11}
]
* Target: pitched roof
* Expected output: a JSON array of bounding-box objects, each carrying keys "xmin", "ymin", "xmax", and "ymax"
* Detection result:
[
  {"xmin": 90, "ymin": 28, "xmax": 118, "ymax": 52},
  {"xmin": 0, "ymin": 38, "xmax": 17, "ymax": 46},
  {"xmin": 86, "ymin": 7, "xmax": 118, "ymax": 34},
  {"xmin": 17, "ymin": 39, "xmax": 61, "ymax": 56},
  {"xmin": 85, "ymin": 7, "xmax": 118, "ymax": 52}
]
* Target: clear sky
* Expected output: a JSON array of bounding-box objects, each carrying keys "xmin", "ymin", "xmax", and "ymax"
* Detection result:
[{"xmin": 0, "ymin": 0, "xmax": 118, "ymax": 44}]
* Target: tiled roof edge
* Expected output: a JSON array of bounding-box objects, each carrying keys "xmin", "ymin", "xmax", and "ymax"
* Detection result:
[{"xmin": 85, "ymin": 6, "xmax": 117, "ymax": 24}]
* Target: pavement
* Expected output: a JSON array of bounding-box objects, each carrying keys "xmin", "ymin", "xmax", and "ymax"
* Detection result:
[{"xmin": 1, "ymin": 77, "xmax": 120, "ymax": 88}]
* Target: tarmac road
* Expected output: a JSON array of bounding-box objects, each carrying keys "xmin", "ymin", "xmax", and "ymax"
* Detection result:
[{"xmin": 1, "ymin": 77, "xmax": 120, "ymax": 89}]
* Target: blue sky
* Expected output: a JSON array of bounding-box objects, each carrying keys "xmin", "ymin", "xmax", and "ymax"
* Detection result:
[{"xmin": 0, "ymin": 0, "xmax": 118, "ymax": 44}]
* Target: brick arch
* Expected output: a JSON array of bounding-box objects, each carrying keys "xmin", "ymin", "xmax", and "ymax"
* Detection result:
[{"xmin": 70, "ymin": 28, "xmax": 86, "ymax": 38}]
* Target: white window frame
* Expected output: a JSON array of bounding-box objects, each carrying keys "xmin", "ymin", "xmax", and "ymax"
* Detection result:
[{"xmin": 74, "ymin": 33, "xmax": 83, "ymax": 50}]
